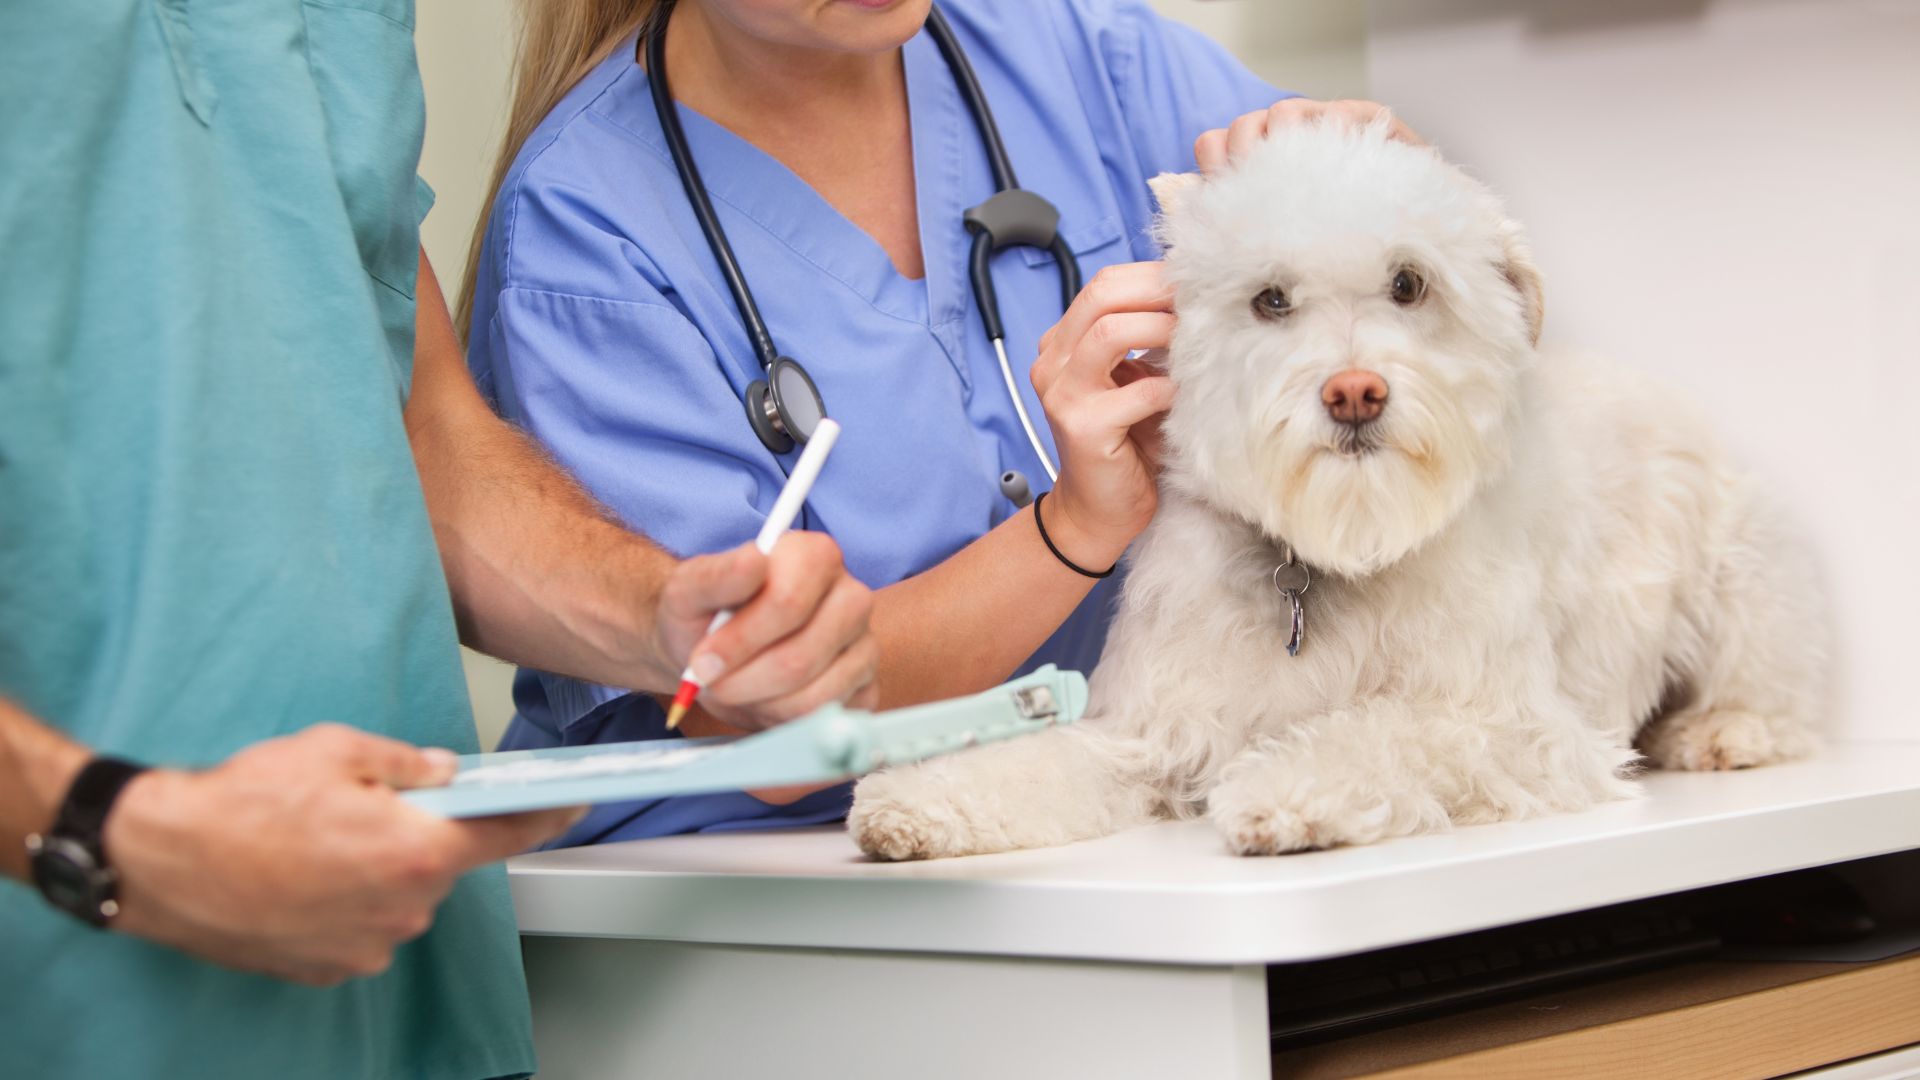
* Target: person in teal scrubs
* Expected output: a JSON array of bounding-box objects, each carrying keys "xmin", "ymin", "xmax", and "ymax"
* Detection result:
[{"xmin": 0, "ymin": 2, "xmax": 878, "ymax": 1077}]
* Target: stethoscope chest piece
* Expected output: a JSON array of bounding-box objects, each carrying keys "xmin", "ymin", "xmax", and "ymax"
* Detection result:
[{"xmin": 746, "ymin": 355, "xmax": 828, "ymax": 454}]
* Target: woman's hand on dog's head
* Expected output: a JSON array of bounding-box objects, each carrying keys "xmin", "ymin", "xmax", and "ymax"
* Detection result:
[{"xmin": 1195, "ymin": 99, "xmax": 1426, "ymax": 175}]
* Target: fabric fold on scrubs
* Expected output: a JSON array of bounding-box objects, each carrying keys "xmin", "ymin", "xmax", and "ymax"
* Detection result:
[{"xmin": 466, "ymin": 0, "xmax": 1287, "ymax": 848}]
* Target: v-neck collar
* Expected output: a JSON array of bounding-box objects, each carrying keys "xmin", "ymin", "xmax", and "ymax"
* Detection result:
[{"xmin": 599, "ymin": 29, "xmax": 969, "ymax": 333}]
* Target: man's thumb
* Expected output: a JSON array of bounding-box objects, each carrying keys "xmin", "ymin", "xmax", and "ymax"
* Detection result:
[{"xmin": 665, "ymin": 543, "xmax": 768, "ymax": 620}]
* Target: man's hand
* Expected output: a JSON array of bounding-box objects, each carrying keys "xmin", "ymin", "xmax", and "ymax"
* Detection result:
[
  {"xmin": 408, "ymin": 250, "xmax": 877, "ymax": 718},
  {"xmin": 1194, "ymin": 99, "xmax": 1426, "ymax": 174},
  {"xmin": 655, "ymin": 533, "xmax": 879, "ymax": 730},
  {"xmin": 104, "ymin": 724, "xmax": 580, "ymax": 986}
]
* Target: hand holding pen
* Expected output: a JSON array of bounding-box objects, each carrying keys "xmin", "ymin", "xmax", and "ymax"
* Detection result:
[{"xmin": 661, "ymin": 420, "xmax": 875, "ymax": 730}]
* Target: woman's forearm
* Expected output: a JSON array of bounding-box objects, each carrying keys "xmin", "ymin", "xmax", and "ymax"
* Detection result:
[{"xmin": 870, "ymin": 499, "xmax": 1118, "ymax": 708}]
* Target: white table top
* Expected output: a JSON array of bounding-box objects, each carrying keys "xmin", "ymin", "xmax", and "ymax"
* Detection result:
[{"xmin": 508, "ymin": 740, "xmax": 1920, "ymax": 965}]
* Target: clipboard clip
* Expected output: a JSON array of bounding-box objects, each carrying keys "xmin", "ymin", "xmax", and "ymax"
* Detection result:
[{"xmin": 1012, "ymin": 685, "xmax": 1061, "ymax": 723}]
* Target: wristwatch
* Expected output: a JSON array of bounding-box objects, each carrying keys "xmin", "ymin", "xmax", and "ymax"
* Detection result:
[{"xmin": 26, "ymin": 756, "xmax": 148, "ymax": 928}]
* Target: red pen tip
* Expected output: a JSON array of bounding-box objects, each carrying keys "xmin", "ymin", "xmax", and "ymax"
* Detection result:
[{"xmin": 665, "ymin": 679, "xmax": 699, "ymax": 730}]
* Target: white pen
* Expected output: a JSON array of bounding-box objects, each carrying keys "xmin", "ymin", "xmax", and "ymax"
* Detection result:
[{"xmin": 665, "ymin": 418, "xmax": 842, "ymax": 730}]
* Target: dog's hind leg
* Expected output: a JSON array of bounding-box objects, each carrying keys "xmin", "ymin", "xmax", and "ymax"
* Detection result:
[
  {"xmin": 1637, "ymin": 484, "xmax": 1824, "ymax": 771},
  {"xmin": 848, "ymin": 725, "xmax": 1164, "ymax": 860}
]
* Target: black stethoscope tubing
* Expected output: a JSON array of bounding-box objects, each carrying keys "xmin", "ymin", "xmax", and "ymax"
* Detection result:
[
  {"xmin": 645, "ymin": 1, "xmax": 1078, "ymax": 497},
  {"xmin": 644, "ymin": 9, "xmax": 778, "ymax": 374}
]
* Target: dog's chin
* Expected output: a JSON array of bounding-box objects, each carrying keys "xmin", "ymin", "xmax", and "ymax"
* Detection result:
[
  {"xmin": 1330, "ymin": 426, "xmax": 1385, "ymax": 459},
  {"xmin": 1258, "ymin": 439, "xmax": 1474, "ymax": 578}
]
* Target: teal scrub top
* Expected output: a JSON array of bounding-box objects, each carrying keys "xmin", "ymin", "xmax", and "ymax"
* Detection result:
[{"xmin": 0, "ymin": 2, "xmax": 535, "ymax": 1077}]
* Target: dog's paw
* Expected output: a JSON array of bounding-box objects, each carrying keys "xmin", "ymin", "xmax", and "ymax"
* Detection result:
[
  {"xmin": 1211, "ymin": 801, "xmax": 1321, "ymax": 856},
  {"xmin": 1207, "ymin": 775, "xmax": 1392, "ymax": 857},
  {"xmin": 1638, "ymin": 710, "xmax": 1794, "ymax": 771},
  {"xmin": 847, "ymin": 774, "xmax": 975, "ymax": 862}
]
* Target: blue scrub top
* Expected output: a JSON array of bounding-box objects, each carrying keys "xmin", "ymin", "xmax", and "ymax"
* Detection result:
[{"xmin": 466, "ymin": 0, "xmax": 1285, "ymax": 847}]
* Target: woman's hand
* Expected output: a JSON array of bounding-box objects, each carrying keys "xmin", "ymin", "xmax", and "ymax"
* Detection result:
[
  {"xmin": 1194, "ymin": 99, "xmax": 1426, "ymax": 174},
  {"xmin": 1030, "ymin": 261, "xmax": 1178, "ymax": 572},
  {"xmin": 655, "ymin": 533, "xmax": 880, "ymax": 730}
]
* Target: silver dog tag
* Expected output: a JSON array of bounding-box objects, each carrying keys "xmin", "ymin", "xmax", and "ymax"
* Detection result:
[{"xmin": 1271, "ymin": 546, "xmax": 1311, "ymax": 657}]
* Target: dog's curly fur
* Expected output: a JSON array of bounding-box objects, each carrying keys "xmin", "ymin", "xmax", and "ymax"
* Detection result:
[{"xmin": 852, "ymin": 119, "xmax": 1823, "ymax": 860}]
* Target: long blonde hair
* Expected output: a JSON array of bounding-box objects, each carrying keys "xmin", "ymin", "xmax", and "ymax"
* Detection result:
[{"xmin": 456, "ymin": 0, "xmax": 659, "ymax": 344}]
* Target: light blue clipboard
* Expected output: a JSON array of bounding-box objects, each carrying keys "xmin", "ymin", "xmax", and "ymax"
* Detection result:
[{"xmin": 404, "ymin": 665, "xmax": 1087, "ymax": 818}]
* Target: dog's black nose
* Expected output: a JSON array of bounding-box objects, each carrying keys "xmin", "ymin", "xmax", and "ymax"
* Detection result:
[{"xmin": 1323, "ymin": 369, "xmax": 1389, "ymax": 425}]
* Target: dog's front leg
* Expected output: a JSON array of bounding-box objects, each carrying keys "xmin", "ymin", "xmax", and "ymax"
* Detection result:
[
  {"xmin": 848, "ymin": 726, "xmax": 1163, "ymax": 861},
  {"xmin": 1207, "ymin": 697, "xmax": 1639, "ymax": 856},
  {"xmin": 1206, "ymin": 714, "xmax": 1448, "ymax": 856}
]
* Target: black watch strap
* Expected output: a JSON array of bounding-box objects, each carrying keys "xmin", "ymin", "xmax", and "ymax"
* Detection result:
[
  {"xmin": 30, "ymin": 756, "xmax": 149, "ymax": 929},
  {"xmin": 53, "ymin": 757, "xmax": 149, "ymax": 860}
]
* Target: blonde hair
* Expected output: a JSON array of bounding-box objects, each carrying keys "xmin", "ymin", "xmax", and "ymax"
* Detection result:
[{"xmin": 456, "ymin": 0, "xmax": 660, "ymax": 344}]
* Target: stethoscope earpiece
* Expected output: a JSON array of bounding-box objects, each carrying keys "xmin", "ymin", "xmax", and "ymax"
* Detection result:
[{"xmin": 999, "ymin": 470, "xmax": 1033, "ymax": 509}]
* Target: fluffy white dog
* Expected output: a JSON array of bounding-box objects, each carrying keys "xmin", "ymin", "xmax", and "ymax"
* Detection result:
[{"xmin": 851, "ymin": 119, "xmax": 1822, "ymax": 860}]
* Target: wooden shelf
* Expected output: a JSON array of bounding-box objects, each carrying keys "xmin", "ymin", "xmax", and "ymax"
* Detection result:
[{"xmin": 1271, "ymin": 955, "xmax": 1920, "ymax": 1080}]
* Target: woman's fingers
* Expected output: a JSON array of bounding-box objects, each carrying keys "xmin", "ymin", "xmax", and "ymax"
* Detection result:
[
  {"xmin": 1084, "ymin": 374, "xmax": 1177, "ymax": 437},
  {"xmin": 1193, "ymin": 126, "xmax": 1231, "ymax": 174},
  {"xmin": 1032, "ymin": 263, "xmax": 1171, "ymax": 396},
  {"xmin": 701, "ymin": 571, "xmax": 873, "ymax": 711},
  {"xmin": 1057, "ymin": 312, "xmax": 1175, "ymax": 396},
  {"xmin": 1224, "ymin": 104, "xmax": 1286, "ymax": 166},
  {"xmin": 1199, "ymin": 99, "xmax": 1426, "ymax": 176},
  {"xmin": 1328, "ymin": 100, "xmax": 1424, "ymax": 145}
]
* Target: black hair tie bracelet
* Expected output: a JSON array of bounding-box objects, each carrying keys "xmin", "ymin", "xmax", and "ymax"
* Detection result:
[{"xmin": 1032, "ymin": 491, "xmax": 1116, "ymax": 580}]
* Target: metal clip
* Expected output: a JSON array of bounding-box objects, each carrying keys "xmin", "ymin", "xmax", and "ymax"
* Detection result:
[{"xmin": 1012, "ymin": 685, "xmax": 1059, "ymax": 722}]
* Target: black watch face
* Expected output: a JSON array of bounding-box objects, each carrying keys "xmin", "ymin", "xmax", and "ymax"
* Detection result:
[{"xmin": 31, "ymin": 837, "xmax": 110, "ymax": 920}]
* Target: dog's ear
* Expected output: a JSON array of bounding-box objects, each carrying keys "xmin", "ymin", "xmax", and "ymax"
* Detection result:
[
  {"xmin": 1497, "ymin": 221, "xmax": 1545, "ymax": 346},
  {"xmin": 1148, "ymin": 171, "xmax": 1203, "ymax": 220}
]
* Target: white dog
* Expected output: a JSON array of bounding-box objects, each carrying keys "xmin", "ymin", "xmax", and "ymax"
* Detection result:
[{"xmin": 851, "ymin": 119, "xmax": 1822, "ymax": 860}]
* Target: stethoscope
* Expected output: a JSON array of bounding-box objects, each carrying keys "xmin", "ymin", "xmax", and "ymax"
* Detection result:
[{"xmin": 644, "ymin": 1, "xmax": 1081, "ymax": 507}]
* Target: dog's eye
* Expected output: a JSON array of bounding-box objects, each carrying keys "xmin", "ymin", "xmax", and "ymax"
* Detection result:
[
  {"xmin": 1251, "ymin": 287, "xmax": 1293, "ymax": 320},
  {"xmin": 1390, "ymin": 268, "xmax": 1427, "ymax": 306}
]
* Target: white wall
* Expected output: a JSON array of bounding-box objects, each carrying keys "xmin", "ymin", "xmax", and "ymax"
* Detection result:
[
  {"xmin": 1153, "ymin": 0, "xmax": 1367, "ymax": 100},
  {"xmin": 415, "ymin": 1, "xmax": 1359, "ymax": 747},
  {"xmin": 1369, "ymin": 0, "xmax": 1920, "ymax": 741}
]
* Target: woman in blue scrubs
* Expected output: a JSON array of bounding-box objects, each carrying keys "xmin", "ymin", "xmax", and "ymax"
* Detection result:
[{"xmin": 461, "ymin": 0, "xmax": 1391, "ymax": 846}]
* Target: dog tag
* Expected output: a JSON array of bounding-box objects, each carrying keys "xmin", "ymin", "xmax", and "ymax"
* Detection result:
[
  {"xmin": 1284, "ymin": 596, "xmax": 1306, "ymax": 657},
  {"xmin": 1271, "ymin": 547, "xmax": 1311, "ymax": 657}
]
